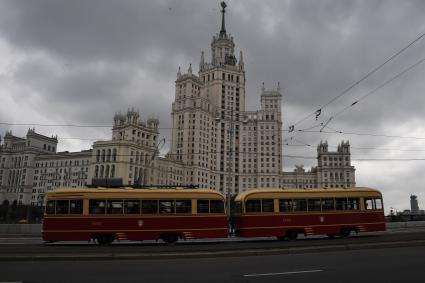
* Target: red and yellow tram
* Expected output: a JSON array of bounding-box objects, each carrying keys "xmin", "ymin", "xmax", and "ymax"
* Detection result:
[
  {"xmin": 42, "ymin": 187, "xmax": 227, "ymax": 244},
  {"xmin": 233, "ymin": 187, "xmax": 385, "ymax": 239}
]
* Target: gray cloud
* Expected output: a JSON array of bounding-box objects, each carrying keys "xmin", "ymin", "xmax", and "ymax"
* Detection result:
[{"xmin": 1, "ymin": 0, "xmax": 425, "ymax": 211}]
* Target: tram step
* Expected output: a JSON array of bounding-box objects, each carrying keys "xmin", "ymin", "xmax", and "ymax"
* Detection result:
[
  {"xmin": 357, "ymin": 225, "xmax": 368, "ymax": 232},
  {"xmin": 182, "ymin": 231, "xmax": 195, "ymax": 240},
  {"xmin": 304, "ymin": 227, "xmax": 314, "ymax": 235},
  {"xmin": 115, "ymin": 232, "xmax": 128, "ymax": 241}
]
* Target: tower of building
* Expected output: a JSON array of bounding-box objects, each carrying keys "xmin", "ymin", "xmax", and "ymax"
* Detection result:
[
  {"xmin": 410, "ymin": 195, "xmax": 419, "ymax": 214},
  {"xmin": 316, "ymin": 140, "xmax": 355, "ymax": 188},
  {"xmin": 170, "ymin": 2, "xmax": 247, "ymax": 193}
]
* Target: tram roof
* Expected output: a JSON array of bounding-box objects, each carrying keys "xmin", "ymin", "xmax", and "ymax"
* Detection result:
[
  {"xmin": 234, "ymin": 187, "xmax": 382, "ymax": 202},
  {"xmin": 46, "ymin": 187, "xmax": 225, "ymax": 200}
]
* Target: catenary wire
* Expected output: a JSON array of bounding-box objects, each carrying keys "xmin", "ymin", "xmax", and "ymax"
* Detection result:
[{"xmin": 287, "ymin": 30, "xmax": 425, "ymax": 128}]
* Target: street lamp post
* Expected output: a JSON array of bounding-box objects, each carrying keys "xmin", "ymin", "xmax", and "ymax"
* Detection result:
[
  {"xmin": 216, "ymin": 109, "xmax": 234, "ymax": 236},
  {"xmin": 141, "ymin": 138, "xmax": 166, "ymax": 186}
]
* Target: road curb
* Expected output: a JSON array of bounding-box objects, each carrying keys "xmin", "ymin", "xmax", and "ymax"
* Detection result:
[{"xmin": 1, "ymin": 239, "xmax": 425, "ymax": 261}]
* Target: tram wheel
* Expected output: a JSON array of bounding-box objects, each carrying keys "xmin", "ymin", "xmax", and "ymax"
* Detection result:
[
  {"xmin": 339, "ymin": 229, "xmax": 351, "ymax": 238},
  {"xmin": 96, "ymin": 234, "xmax": 114, "ymax": 246},
  {"xmin": 161, "ymin": 233, "xmax": 178, "ymax": 244},
  {"xmin": 286, "ymin": 230, "xmax": 298, "ymax": 241}
]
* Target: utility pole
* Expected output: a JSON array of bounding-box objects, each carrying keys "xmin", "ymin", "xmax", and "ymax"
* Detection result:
[
  {"xmin": 216, "ymin": 109, "xmax": 234, "ymax": 236},
  {"xmin": 227, "ymin": 109, "xmax": 234, "ymax": 236},
  {"xmin": 143, "ymin": 138, "xmax": 166, "ymax": 186}
]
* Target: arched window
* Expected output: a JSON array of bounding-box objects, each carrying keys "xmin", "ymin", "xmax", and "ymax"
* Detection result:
[
  {"xmin": 100, "ymin": 165, "xmax": 104, "ymax": 178},
  {"xmin": 111, "ymin": 165, "xmax": 115, "ymax": 178},
  {"xmin": 95, "ymin": 165, "xmax": 99, "ymax": 178},
  {"xmin": 105, "ymin": 165, "xmax": 110, "ymax": 178},
  {"xmin": 139, "ymin": 167, "xmax": 143, "ymax": 184},
  {"xmin": 134, "ymin": 167, "xmax": 138, "ymax": 183},
  {"xmin": 101, "ymin": 149, "xmax": 106, "ymax": 162},
  {"xmin": 112, "ymin": 148, "xmax": 117, "ymax": 162},
  {"xmin": 96, "ymin": 150, "xmax": 100, "ymax": 162},
  {"xmin": 107, "ymin": 149, "xmax": 111, "ymax": 162}
]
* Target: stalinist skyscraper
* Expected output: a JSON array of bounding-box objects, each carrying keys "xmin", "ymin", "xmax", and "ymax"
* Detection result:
[
  {"xmin": 170, "ymin": 2, "xmax": 283, "ymax": 194},
  {"xmin": 0, "ymin": 2, "xmax": 356, "ymax": 205}
]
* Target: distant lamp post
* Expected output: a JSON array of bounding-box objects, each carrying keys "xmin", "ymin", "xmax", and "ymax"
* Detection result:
[
  {"xmin": 141, "ymin": 138, "xmax": 166, "ymax": 186},
  {"xmin": 215, "ymin": 109, "xmax": 234, "ymax": 236}
]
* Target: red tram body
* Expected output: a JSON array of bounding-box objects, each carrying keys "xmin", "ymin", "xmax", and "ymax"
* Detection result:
[
  {"xmin": 43, "ymin": 186, "xmax": 386, "ymax": 244},
  {"xmin": 42, "ymin": 188, "xmax": 227, "ymax": 244},
  {"xmin": 234, "ymin": 187, "xmax": 386, "ymax": 239}
]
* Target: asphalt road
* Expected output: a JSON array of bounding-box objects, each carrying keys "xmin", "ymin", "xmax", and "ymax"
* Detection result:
[
  {"xmin": 0, "ymin": 227, "xmax": 424, "ymax": 260},
  {"xmin": 0, "ymin": 245, "xmax": 424, "ymax": 283}
]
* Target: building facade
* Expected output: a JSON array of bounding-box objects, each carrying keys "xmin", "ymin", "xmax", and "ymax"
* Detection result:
[
  {"xmin": 168, "ymin": 3, "xmax": 285, "ymax": 195},
  {"xmin": 282, "ymin": 141, "xmax": 355, "ymax": 189},
  {"xmin": 89, "ymin": 109, "xmax": 185, "ymax": 188},
  {"xmin": 0, "ymin": 129, "xmax": 59, "ymax": 205}
]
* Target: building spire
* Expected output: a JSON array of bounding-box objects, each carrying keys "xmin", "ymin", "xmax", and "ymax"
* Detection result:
[
  {"xmin": 220, "ymin": 1, "xmax": 227, "ymax": 36},
  {"xmin": 200, "ymin": 51, "xmax": 205, "ymax": 71},
  {"xmin": 239, "ymin": 50, "xmax": 244, "ymax": 65}
]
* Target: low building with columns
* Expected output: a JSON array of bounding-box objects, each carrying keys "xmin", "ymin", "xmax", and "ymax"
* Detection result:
[{"xmin": 282, "ymin": 141, "xmax": 356, "ymax": 189}]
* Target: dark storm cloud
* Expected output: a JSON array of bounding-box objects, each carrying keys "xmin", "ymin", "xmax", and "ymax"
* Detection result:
[
  {"xmin": 0, "ymin": 0, "xmax": 212, "ymax": 62},
  {"xmin": 1, "ymin": 0, "xmax": 425, "ymax": 210}
]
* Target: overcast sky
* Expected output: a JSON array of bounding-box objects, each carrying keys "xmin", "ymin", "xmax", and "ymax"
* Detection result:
[{"xmin": 1, "ymin": 0, "xmax": 425, "ymax": 213}]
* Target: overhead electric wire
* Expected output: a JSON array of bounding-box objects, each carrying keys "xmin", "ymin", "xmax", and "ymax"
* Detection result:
[
  {"xmin": 39, "ymin": 133, "xmax": 425, "ymax": 152},
  {"xmin": 330, "ymin": 57, "xmax": 425, "ymax": 120},
  {"xmin": 57, "ymin": 149, "xmax": 425, "ymax": 161},
  {"xmin": 0, "ymin": 122, "xmax": 292, "ymax": 132},
  {"xmin": 284, "ymin": 56, "xmax": 425, "ymax": 143},
  {"xmin": 286, "ymin": 30, "xmax": 425, "ymax": 129},
  {"xmin": 284, "ymin": 143, "xmax": 425, "ymax": 152},
  {"xmin": 298, "ymin": 129, "xmax": 425, "ymax": 140}
]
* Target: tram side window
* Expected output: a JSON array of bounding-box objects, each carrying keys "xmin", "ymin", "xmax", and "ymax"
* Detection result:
[
  {"xmin": 46, "ymin": 200, "xmax": 55, "ymax": 214},
  {"xmin": 322, "ymin": 199, "xmax": 335, "ymax": 211},
  {"xmin": 347, "ymin": 198, "xmax": 360, "ymax": 210},
  {"xmin": 197, "ymin": 200, "xmax": 210, "ymax": 213},
  {"xmin": 336, "ymin": 198, "xmax": 348, "ymax": 210},
  {"xmin": 124, "ymin": 200, "xmax": 140, "ymax": 214},
  {"xmin": 375, "ymin": 198, "xmax": 383, "ymax": 210},
  {"xmin": 292, "ymin": 199, "xmax": 307, "ymax": 212},
  {"xmin": 176, "ymin": 200, "xmax": 191, "ymax": 214},
  {"xmin": 365, "ymin": 198, "xmax": 383, "ymax": 210},
  {"xmin": 55, "ymin": 200, "xmax": 69, "ymax": 214},
  {"xmin": 279, "ymin": 199, "xmax": 293, "ymax": 212},
  {"xmin": 308, "ymin": 199, "xmax": 321, "ymax": 212},
  {"xmin": 159, "ymin": 200, "xmax": 175, "ymax": 214},
  {"xmin": 262, "ymin": 199, "xmax": 274, "ymax": 212},
  {"xmin": 364, "ymin": 198, "xmax": 374, "ymax": 210},
  {"xmin": 246, "ymin": 199, "xmax": 262, "ymax": 213},
  {"xmin": 107, "ymin": 200, "xmax": 123, "ymax": 214},
  {"xmin": 89, "ymin": 200, "xmax": 106, "ymax": 214},
  {"xmin": 142, "ymin": 200, "xmax": 158, "ymax": 214},
  {"xmin": 210, "ymin": 200, "xmax": 224, "ymax": 213},
  {"xmin": 70, "ymin": 200, "xmax": 83, "ymax": 214}
]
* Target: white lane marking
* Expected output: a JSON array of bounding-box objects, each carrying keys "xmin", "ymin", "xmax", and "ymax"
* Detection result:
[{"xmin": 244, "ymin": 269, "xmax": 323, "ymax": 277}]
